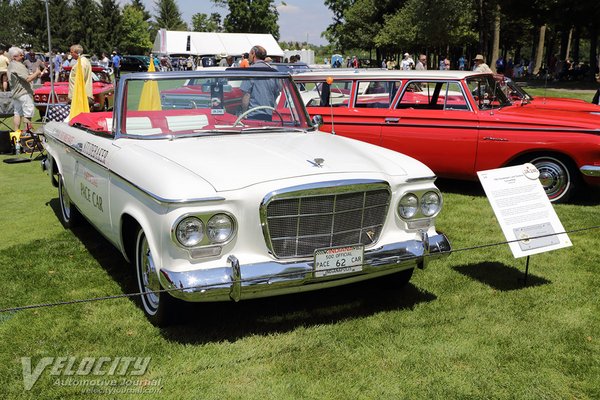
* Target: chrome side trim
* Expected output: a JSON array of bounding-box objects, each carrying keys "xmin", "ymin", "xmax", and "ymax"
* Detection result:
[
  {"xmin": 406, "ymin": 176, "xmax": 437, "ymax": 183},
  {"xmin": 580, "ymin": 165, "xmax": 600, "ymax": 177},
  {"xmin": 158, "ymin": 233, "xmax": 451, "ymax": 302}
]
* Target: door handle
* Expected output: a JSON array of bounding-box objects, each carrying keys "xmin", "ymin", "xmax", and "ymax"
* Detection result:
[{"xmin": 384, "ymin": 117, "xmax": 400, "ymax": 124}]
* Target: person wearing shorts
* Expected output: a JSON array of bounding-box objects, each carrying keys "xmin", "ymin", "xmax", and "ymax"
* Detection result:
[{"xmin": 7, "ymin": 46, "xmax": 46, "ymax": 131}]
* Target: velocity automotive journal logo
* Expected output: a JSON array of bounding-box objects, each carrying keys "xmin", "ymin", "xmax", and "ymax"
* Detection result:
[{"xmin": 21, "ymin": 356, "xmax": 158, "ymax": 392}]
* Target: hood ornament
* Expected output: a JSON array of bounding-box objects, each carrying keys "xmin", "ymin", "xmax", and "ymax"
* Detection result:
[{"xmin": 307, "ymin": 158, "xmax": 325, "ymax": 168}]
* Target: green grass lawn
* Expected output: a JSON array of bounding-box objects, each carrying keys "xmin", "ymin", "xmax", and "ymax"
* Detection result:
[{"xmin": 0, "ymin": 89, "xmax": 599, "ymax": 399}]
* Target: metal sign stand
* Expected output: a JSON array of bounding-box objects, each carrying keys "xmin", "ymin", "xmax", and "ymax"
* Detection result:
[{"xmin": 523, "ymin": 255, "xmax": 530, "ymax": 286}]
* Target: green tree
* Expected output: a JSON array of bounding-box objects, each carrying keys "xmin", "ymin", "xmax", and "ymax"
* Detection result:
[
  {"xmin": 48, "ymin": 0, "xmax": 72, "ymax": 52},
  {"xmin": 213, "ymin": 0, "xmax": 280, "ymax": 40},
  {"xmin": 0, "ymin": 0, "xmax": 21, "ymax": 48},
  {"xmin": 98, "ymin": 0, "xmax": 122, "ymax": 54},
  {"xmin": 120, "ymin": 4, "xmax": 152, "ymax": 54},
  {"xmin": 69, "ymin": 0, "xmax": 100, "ymax": 53},
  {"xmin": 16, "ymin": 0, "xmax": 47, "ymax": 50},
  {"xmin": 191, "ymin": 12, "xmax": 222, "ymax": 32},
  {"xmin": 154, "ymin": 0, "xmax": 187, "ymax": 31},
  {"xmin": 131, "ymin": 0, "xmax": 151, "ymax": 22}
]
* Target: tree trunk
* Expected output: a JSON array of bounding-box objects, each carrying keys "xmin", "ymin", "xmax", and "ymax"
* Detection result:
[
  {"xmin": 490, "ymin": 4, "xmax": 501, "ymax": 73},
  {"xmin": 564, "ymin": 26, "xmax": 573, "ymax": 61},
  {"xmin": 534, "ymin": 24, "xmax": 546, "ymax": 75},
  {"xmin": 590, "ymin": 24, "xmax": 598, "ymax": 81}
]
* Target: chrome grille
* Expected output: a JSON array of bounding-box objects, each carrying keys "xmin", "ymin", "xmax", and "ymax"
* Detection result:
[{"xmin": 262, "ymin": 181, "xmax": 390, "ymax": 258}]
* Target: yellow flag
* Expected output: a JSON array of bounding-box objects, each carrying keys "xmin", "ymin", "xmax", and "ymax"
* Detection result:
[
  {"xmin": 138, "ymin": 56, "xmax": 161, "ymax": 111},
  {"xmin": 68, "ymin": 57, "xmax": 90, "ymax": 120}
]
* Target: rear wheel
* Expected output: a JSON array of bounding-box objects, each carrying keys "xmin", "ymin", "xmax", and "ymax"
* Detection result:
[
  {"xmin": 528, "ymin": 155, "xmax": 577, "ymax": 203},
  {"xmin": 134, "ymin": 227, "xmax": 179, "ymax": 326},
  {"xmin": 58, "ymin": 174, "xmax": 80, "ymax": 228}
]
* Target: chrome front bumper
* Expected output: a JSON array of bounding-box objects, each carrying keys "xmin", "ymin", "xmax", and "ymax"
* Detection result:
[{"xmin": 159, "ymin": 233, "xmax": 451, "ymax": 302}]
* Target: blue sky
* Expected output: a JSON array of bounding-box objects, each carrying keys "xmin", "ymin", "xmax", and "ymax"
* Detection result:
[{"xmin": 139, "ymin": 0, "xmax": 333, "ymax": 46}]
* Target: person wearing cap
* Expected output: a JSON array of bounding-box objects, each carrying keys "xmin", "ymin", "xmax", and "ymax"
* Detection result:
[
  {"xmin": 111, "ymin": 51, "xmax": 121, "ymax": 79},
  {"xmin": 401, "ymin": 52, "xmax": 414, "ymax": 70},
  {"xmin": 473, "ymin": 54, "xmax": 492, "ymax": 73}
]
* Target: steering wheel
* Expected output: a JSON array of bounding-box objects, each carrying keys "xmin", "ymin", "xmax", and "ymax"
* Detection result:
[{"xmin": 234, "ymin": 106, "xmax": 284, "ymax": 127}]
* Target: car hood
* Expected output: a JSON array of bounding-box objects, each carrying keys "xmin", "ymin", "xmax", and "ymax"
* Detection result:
[
  {"xmin": 489, "ymin": 105, "xmax": 600, "ymax": 130},
  {"xmin": 526, "ymin": 97, "xmax": 600, "ymax": 112},
  {"xmin": 119, "ymin": 131, "xmax": 430, "ymax": 192}
]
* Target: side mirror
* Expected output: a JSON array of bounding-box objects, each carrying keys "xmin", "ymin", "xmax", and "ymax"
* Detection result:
[{"xmin": 312, "ymin": 115, "xmax": 323, "ymax": 128}]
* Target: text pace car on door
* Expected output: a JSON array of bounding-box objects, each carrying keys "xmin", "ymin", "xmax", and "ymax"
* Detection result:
[
  {"xmin": 293, "ymin": 70, "xmax": 600, "ymax": 203},
  {"xmin": 42, "ymin": 69, "xmax": 451, "ymax": 325}
]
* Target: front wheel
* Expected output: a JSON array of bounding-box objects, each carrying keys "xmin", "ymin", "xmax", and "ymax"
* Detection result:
[
  {"xmin": 134, "ymin": 227, "xmax": 179, "ymax": 326},
  {"xmin": 58, "ymin": 174, "xmax": 80, "ymax": 228},
  {"xmin": 529, "ymin": 156, "xmax": 577, "ymax": 203}
]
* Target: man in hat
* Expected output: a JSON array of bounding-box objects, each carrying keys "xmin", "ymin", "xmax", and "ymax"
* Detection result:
[
  {"xmin": 473, "ymin": 54, "xmax": 492, "ymax": 73},
  {"xmin": 401, "ymin": 52, "xmax": 414, "ymax": 70},
  {"xmin": 111, "ymin": 51, "xmax": 121, "ymax": 79}
]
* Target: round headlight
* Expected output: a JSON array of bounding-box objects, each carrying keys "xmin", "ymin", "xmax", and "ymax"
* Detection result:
[
  {"xmin": 398, "ymin": 193, "xmax": 418, "ymax": 219},
  {"xmin": 176, "ymin": 217, "xmax": 204, "ymax": 247},
  {"xmin": 207, "ymin": 214, "xmax": 234, "ymax": 243},
  {"xmin": 421, "ymin": 191, "xmax": 441, "ymax": 217}
]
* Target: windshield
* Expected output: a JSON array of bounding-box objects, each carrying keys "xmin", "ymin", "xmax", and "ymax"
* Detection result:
[
  {"xmin": 118, "ymin": 72, "xmax": 312, "ymax": 138},
  {"xmin": 465, "ymin": 75, "xmax": 512, "ymax": 110},
  {"xmin": 495, "ymin": 76, "xmax": 532, "ymax": 102}
]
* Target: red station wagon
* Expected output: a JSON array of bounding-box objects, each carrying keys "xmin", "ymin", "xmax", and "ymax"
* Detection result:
[{"xmin": 294, "ymin": 70, "xmax": 600, "ymax": 202}]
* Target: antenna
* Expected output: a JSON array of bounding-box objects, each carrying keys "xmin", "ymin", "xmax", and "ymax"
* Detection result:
[{"xmin": 43, "ymin": 0, "xmax": 58, "ymax": 123}]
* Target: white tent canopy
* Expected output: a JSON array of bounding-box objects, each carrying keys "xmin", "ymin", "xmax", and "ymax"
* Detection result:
[{"xmin": 153, "ymin": 29, "xmax": 284, "ymax": 58}]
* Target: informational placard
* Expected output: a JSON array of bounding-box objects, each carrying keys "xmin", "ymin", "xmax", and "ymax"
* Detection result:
[{"xmin": 477, "ymin": 163, "xmax": 572, "ymax": 258}]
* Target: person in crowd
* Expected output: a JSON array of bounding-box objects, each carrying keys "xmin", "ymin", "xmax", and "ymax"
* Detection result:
[
  {"xmin": 458, "ymin": 55, "xmax": 466, "ymax": 70},
  {"xmin": 7, "ymin": 46, "xmax": 46, "ymax": 131},
  {"xmin": 240, "ymin": 45, "xmax": 281, "ymax": 121},
  {"xmin": 152, "ymin": 55, "xmax": 160, "ymax": 70},
  {"xmin": 352, "ymin": 56, "xmax": 359, "ymax": 68},
  {"xmin": 401, "ymin": 53, "xmax": 414, "ymax": 70},
  {"xmin": 415, "ymin": 54, "xmax": 427, "ymax": 70},
  {"xmin": 381, "ymin": 58, "xmax": 387, "ymax": 69},
  {"xmin": 219, "ymin": 53, "xmax": 229, "ymax": 67},
  {"xmin": 23, "ymin": 49, "xmax": 44, "ymax": 84},
  {"xmin": 0, "ymin": 48, "xmax": 10, "ymax": 91},
  {"xmin": 68, "ymin": 44, "xmax": 92, "ymax": 104},
  {"xmin": 593, "ymin": 74, "xmax": 600, "ymax": 105},
  {"xmin": 99, "ymin": 52, "xmax": 109, "ymax": 68},
  {"xmin": 62, "ymin": 54, "xmax": 71, "ymax": 69},
  {"xmin": 90, "ymin": 53, "xmax": 99, "ymax": 63},
  {"xmin": 473, "ymin": 54, "xmax": 492, "ymax": 73},
  {"xmin": 239, "ymin": 53, "xmax": 250, "ymax": 68},
  {"xmin": 111, "ymin": 51, "xmax": 121, "ymax": 79},
  {"xmin": 496, "ymin": 56, "xmax": 505, "ymax": 74},
  {"xmin": 53, "ymin": 50, "xmax": 63, "ymax": 81}
]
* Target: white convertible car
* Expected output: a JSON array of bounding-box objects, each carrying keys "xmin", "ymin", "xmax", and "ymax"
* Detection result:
[{"xmin": 43, "ymin": 69, "xmax": 451, "ymax": 325}]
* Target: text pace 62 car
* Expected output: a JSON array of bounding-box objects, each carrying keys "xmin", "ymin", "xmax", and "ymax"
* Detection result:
[{"xmin": 42, "ymin": 69, "xmax": 451, "ymax": 325}]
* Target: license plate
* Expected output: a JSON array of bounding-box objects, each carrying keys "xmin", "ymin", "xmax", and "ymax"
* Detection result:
[{"xmin": 314, "ymin": 245, "xmax": 364, "ymax": 278}]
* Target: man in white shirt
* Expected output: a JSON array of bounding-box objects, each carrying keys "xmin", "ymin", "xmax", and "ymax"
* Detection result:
[{"xmin": 401, "ymin": 53, "xmax": 414, "ymax": 70}]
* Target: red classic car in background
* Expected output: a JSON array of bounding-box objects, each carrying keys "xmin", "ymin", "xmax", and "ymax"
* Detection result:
[
  {"xmin": 33, "ymin": 66, "xmax": 115, "ymax": 115},
  {"xmin": 293, "ymin": 70, "xmax": 600, "ymax": 202}
]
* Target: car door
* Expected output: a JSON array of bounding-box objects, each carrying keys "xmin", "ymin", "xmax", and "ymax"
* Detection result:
[
  {"xmin": 302, "ymin": 79, "xmax": 400, "ymax": 146},
  {"xmin": 71, "ymin": 134, "xmax": 112, "ymax": 235},
  {"xmin": 380, "ymin": 80, "xmax": 479, "ymax": 179}
]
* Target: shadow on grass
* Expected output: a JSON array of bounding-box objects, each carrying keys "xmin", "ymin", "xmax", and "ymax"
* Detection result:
[
  {"xmin": 162, "ymin": 279, "xmax": 436, "ymax": 344},
  {"xmin": 453, "ymin": 261, "xmax": 551, "ymax": 291},
  {"xmin": 48, "ymin": 198, "xmax": 437, "ymax": 343}
]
